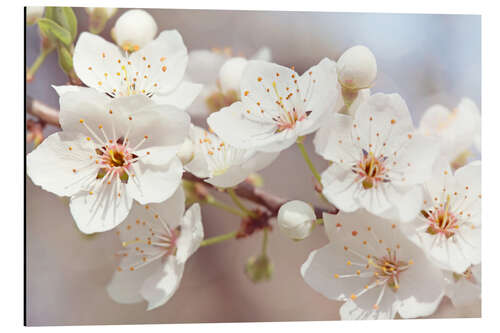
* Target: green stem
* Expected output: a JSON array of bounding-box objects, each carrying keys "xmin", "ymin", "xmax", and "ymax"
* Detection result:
[
  {"xmin": 200, "ymin": 231, "xmax": 237, "ymax": 247},
  {"xmin": 315, "ymin": 218, "xmax": 324, "ymax": 225},
  {"xmin": 261, "ymin": 229, "xmax": 269, "ymax": 255},
  {"xmin": 296, "ymin": 136, "xmax": 322, "ymax": 183},
  {"xmin": 27, "ymin": 48, "xmax": 53, "ymax": 80},
  {"xmin": 228, "ymin": 188, "xmax": 256, "ymax": 218},
  {"xmin": 204, "ymin": 195, "xmax": 247, "ymax": 218}
]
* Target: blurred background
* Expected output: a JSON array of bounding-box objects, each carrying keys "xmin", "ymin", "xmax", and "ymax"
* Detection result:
[{"xmin": 26, "ymin": 8, "xmax": 481, "ymax": 326}]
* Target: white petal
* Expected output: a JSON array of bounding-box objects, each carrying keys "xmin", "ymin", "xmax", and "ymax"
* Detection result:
[
  {"xmin": 356, "ymin": 182, "xmax": 393, "ymax": 217},
  {"xmin": 176, "ymin": 203, "xmax": 204, "ymax": 263},
  {"xmin": 445, "ymin": 267, "xmax": 481, "ymax": 308},
  {"xmin": 219, "ymin": 57, "xmax": 248, "ymax": 92},
  {"xmin": 389, "ymin": 133, "xmax": 439, "ymax": 186},
  {"xmin": 301, "ymin": 243, "xmax": 369, "ymax": 301},
  {"xmin": 250, "ymin": 47, "xmax": 272, "ymax": 61},
  {"xmin": 314, "ymin": 113, "xmax": 357, "ymax": 162},
  {"xmin": 52, "ymin": 84, "xmax": 87, "ymax": 96},
  {"xmin": 207, "ymin": 101, "xmax": 286, "ymax": 151},
  {"xmin": 130, "ymin": 30, "xmax": 188, "ymax": 95},
  {"xmin": 455, "ymin": 161, "xmax": 481, "ymax": 196},
  {"xmin": 240, "ymin": 151, "xmax": 279, "ymax": 172},
  {"xmin": 27, "ymin": 132, "xmax": 98, "ymax": 197},
  {"xmin": 354, "ymin": 93, "xmax": 414, "ymax": 150},
  {"xmin": 240, "ymin": 60, "xmax": 297, "ymax": 115},
  {"xmin": 73, "ymin": 32, "xmax": 125, "ymax": 92},
  {"xmin": 339, "ymin": 289, "xmax": 398, "ymax": 320},
  {"xmin": 125, "ymin": 102, "xmax": 190, "ymax": 155},
  {"xmin": 321, "ymin": 165, "xmax": 361, "ymax": 213},
  {"xmin": 297, "ymin": 58, "xmax": 340, "ymax": 134},
  {"xmin": 396, "ymin": 245, "xmax": 445, "ymax": 318},
  {"xmin": 141, "ymin": 256, "xmax": 185, "ymax": 310},
  {"xmin": 152, "ymin": 81, "xmax": 203, "ymax": 110},
  {"xmin": 384, "ymin": 184, "xmax": 423, "ymax": 223},
  {"xmin": 107, "ymin": 257, "xmax": 162, "ymax": 305},
  {"xmin": 58, "ymin": 88, "xmax": 117, "ymax": 135},
  {"xmin": 127, "ymin": 158, "xmax": 184, "ymax": 205},
  {"xmin": 205, "ymin": 166, "xmax": 250, "ymax": 188},
  {"xmin": 313, "ymin": 92, "xmax": 349, "ymax": 158},
  {"xmin": 70, "ymin": 184, "xmax": 133, "ymax": 234},
  {"xmin": 425, "ymin": 158, "xmax": 454, "ymax": 202}
]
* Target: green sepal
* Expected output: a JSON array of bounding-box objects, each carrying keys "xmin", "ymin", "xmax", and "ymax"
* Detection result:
[{"xmin": 56, "ymin": 44, "xmax": 74, "ymax": 73}]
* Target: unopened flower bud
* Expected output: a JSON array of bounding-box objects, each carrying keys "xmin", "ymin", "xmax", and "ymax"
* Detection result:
[
  {"xmin": 219, "ymin": 57, "xmax": 248, "ymax": 93},
  {"xmin": 86, "ymin": 7, "xmax": 117, "ymax": 34},
  {"xmin": 112, "ymin": 9, "xmax": 157, "ymax": 51},
  {"xmin": 337, "ymin": 45, "xmax": 377, "ymax": 90},
  {"xmin": 26, "ymin": 6, "xmax": 44, "ymax": 25},
  {"xmin": 277, "ymin": 200, "xmax": 315, "ymax": 241},
  {"xmin": 245, "ymin": 254, "xmax": 273, "ymax": 283},
  {"xmin": 177, "ymin": 138, "xmax": 194, "ymax": 165}
]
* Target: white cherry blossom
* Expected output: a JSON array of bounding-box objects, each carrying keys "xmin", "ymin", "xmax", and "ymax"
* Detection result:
[
  {"xmin": 319, "ymin": 93, "xmax": 438, "ymax": 222},
  {"xmin": 185, "ymin": 125, "xmax": 277, "ymax": 188},
  {"xmin": 301, "ymin": 210, "xmax": 445, "ymax": 320},
  {"xmin": 54, "ymin": 30, "xmax": 201, "ymax": 111},
  {"xmin": 207, "ymin": 58, "xmax": 339, "ymax": 152},
  {"xmin": 401, "ymin": 160, "xmax": 481, "ymax": 273},
  {"xmin": 443, "ymin": 264, "xmax": 481, "ymax": 308},
  {"xmin": 418, "ymin": 98, "xmax": 481, "ymax": 165},
  {"xmin": 27, "ymin": 89, "xmax": 190, "ymax": 234},
  {"xmin": 107, "ymin": 187, "xmax": 203, "ymax": 310}
]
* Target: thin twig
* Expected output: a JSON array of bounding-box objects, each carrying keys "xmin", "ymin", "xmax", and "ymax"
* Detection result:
[{"xmin": 26, "ymin": 96, "xmax": 60, "ymax": 127}]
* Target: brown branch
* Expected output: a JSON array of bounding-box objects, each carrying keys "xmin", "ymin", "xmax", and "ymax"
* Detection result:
[
  {"xmin": 183, "ymin": 172, "xmax": 337, "ymax": 218},
  {"xmin": 25, "ymin": 96, "xmax": 338, "ymax": 218},
  {"xmin": 26, "ymin": 96, "xmax": 61, "ymax": 127}
]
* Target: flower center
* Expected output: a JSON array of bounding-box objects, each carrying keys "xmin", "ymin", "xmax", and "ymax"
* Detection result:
[
  {"xmin": 274, "ymin": 107, "xmax": 308, "ymax": 132},
  {"xmin": 96, "ymin": 138, "xmax": 137, "ymax": 183},
  {"xmin": 373, "ymin": 254, "xmax": 410, "ymax": 292},
  {"xmin": 353, "ymin": 149, "xmax": 389, "ymax": 189},
  {"xmin": 422, "ymin": 195, "xmax": 458, "ymax": 238}
]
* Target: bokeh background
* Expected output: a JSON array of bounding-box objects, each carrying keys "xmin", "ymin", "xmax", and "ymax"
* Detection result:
[{"xmin": 26, "ymin": 8, "xmax": 481, "ymax": 326}]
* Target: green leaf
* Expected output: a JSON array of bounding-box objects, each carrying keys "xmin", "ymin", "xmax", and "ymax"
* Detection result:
[
  {"xmin": 52, "ymin": 7, "xmax": 77, "ymax": 41},
  {"xmin": 57, "ymin": 44, "xmax": 74, "ymax": 73},
  {"xmin": 38, "ymin": 18, "xmax": 72, "ymax": 46}
]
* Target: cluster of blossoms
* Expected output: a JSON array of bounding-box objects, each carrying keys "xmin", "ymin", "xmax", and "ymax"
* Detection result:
[{"xmin": 27, "ymin": 9, "xmax": 481, "ymax": 318}]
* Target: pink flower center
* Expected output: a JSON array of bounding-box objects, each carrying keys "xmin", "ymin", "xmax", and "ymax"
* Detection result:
[
  {"xmin": 96, "ymin": 138, "xmax": 137, "ymax": 183},
  {"xmin": 274, "ymin": 107, "xmax": 307, "ymax": 132},
  {"xmin": 423, "ymin": 195, "xmax": 458, "ymax": 238},
  {"xmin": 353, "ymin": 149, "xmax": 389, "ymax": 189}
]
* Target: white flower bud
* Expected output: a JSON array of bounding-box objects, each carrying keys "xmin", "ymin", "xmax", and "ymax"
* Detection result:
[
  {"xmin": 177, "ymin": 138, "xmax": 194, "ymax": 165},
  {"xmin": 26, "ymin": 6, "xmax": 44, "ymax": 25},
  {"xmin": 277, "ymin": 200, "xmax": 315, "ymax": 240},
  {"xmin": 219, "ymin": 57, "xmax": 248, "ymax": 93},
  {"xmin": 337, "ymin": 45, "xmax": 377, "ymax": 90},
  {"xmin": 112, "ymin": 9, "xmax": 157, "ymax": 51}
]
